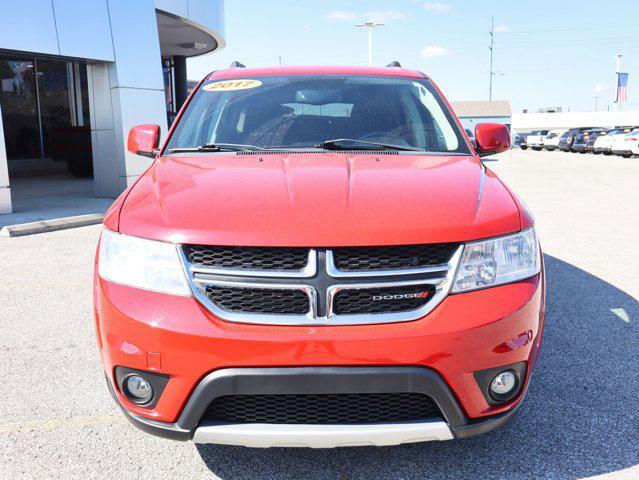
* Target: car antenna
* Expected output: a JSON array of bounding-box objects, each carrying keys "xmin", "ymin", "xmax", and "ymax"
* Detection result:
[
  {"xmin": 386, "ymin": 61, "xmax": 401, "ymax": 67},
  {"xmin": 229, "ymin": 61, "xmax": 246, "ymax": 68}
]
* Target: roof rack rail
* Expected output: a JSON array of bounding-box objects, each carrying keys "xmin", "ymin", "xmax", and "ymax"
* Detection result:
[
  {"xmin": 386, "ymin": 61, "xmax": 401, "ymax": 67},
  {"xmin": 229, "ymin": 61, "xmax": 246, "ymax": 68}
]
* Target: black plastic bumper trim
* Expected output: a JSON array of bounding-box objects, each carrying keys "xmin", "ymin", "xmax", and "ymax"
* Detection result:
[
  {"xmin": 106, "ymin": 366, "xmax": 528, "ymax": 442},
  {"xmin": 106, "ymin": 374, "xmax": 191, "ymax": 441},
  {"xmin": 473, "ymin": 362, "xmax": 527, "ymax": 406},
  {"xmin": 114, "ymin": 366, "xmax": 169, "ymax": 409}
]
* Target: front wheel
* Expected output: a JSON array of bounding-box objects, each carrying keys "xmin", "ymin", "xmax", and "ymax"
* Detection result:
[{"xmin": 520, "ymin": 146, "xmax": 528, "ymax": 150}]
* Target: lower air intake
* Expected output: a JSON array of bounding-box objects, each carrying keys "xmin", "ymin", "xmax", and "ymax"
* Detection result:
[{"xmin": 203, "ymin": 392, "xmax": 442, "ymax": 424}]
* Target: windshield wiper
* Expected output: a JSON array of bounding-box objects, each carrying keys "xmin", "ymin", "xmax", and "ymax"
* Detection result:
[
  {"xmin": 314, "ymin": 138, "xmax": 421, "ymax": 152},
  {"xmin": 168, "ymin": 143, "xmax": 264, "ymax": 153}
]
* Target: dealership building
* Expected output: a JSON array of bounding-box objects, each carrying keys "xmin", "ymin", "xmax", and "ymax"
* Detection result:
[
  {"xmin": 0, "ymin": 0, "xmax": 225, "ymax": 216},
  {"xmin": 451, "ymin": 100, "xmax": 512, "ymax": 132}
]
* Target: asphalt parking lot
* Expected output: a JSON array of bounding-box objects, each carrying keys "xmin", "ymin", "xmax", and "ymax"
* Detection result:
[{"xmin": 1, "ymin": 149, "xmax": 637, "ymax": 479}]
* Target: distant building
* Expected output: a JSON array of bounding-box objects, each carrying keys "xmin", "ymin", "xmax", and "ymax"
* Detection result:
[{"xmin": 451, "ymin": 100, "xmax": 512, "ymax": 131}]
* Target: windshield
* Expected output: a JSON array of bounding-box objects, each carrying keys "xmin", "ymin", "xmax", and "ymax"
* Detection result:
[{"xmin": 166, "ymin": 74, "xmax": 470, "ymax": 154}]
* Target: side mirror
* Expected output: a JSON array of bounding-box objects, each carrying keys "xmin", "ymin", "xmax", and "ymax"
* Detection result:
[
  {"xmin": 127, "ymin": 124, "xmax": 160, "ymax": 158},
  {"xmin": 475, "ymin": 123, "xmax": 511, "ymax": 157}
]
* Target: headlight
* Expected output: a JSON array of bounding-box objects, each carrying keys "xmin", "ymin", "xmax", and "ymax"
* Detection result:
[
  {"xmin": 98, "ymin": 228, "xmax": 191, "ymax": 296},
  {"xmin": 452, "ymin": 228, "xmax": 540, "ymax": 293}
]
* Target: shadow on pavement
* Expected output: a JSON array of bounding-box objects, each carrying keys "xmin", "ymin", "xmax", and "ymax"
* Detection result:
[{"xmin": 196, "ymin": 255, "xmax": 638, "ymax": 480}]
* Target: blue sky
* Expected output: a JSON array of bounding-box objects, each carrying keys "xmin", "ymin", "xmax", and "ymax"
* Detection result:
[{"xmin": 188, "ymin": 1, "xmax": 639, "ymax": 113}]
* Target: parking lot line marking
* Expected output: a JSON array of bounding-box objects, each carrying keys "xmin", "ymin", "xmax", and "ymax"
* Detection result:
[
  {"xmin": 610, "ymin": 308, "xmax": 630, "ymax": 323},
  {"xmin": 0, "ymin": 280, "xmax": 87, "ymax": 289},
  {"xmin": 0, "ymin": 414, "xmax": 124, "ymax": 434}
]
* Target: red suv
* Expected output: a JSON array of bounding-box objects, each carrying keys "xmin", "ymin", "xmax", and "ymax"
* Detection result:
[{"xmin": 95, "ymin": 65, "xmax": 545, "ymax": 448}]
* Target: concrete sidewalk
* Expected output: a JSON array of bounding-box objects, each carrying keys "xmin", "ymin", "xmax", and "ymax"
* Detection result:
[{"xmin": 0, "ymin": 176, "xmax": 113, "ymax": 229}]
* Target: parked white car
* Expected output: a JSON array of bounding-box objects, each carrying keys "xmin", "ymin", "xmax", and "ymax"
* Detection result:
[
  {"xmin": 526, "ymin": 130, "xmax": 550, "ymax": 150},
  {"xmin": 611, "ymin": 130, "xmax": 639, "ymax": 157},
  {"xmin": 542, "ymin": 129, "xmax": 567, "ymax": 151},
  {"xmin": 593, "ymin": 128, "xmax": 635, "ymax": 155}
]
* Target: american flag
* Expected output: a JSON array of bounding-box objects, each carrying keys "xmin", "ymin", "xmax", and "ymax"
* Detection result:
[{"xmin": 615, "ymin": 72, "xmax": 629, "ymax": 103}]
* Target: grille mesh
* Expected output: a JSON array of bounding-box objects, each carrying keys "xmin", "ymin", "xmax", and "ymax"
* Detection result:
[
  {"xmin": 204, "ymin": 393, "xmax": 441, "ymax": 424},
  {"xmin": 332, "ymin": 244, "xmax": 458, "ymax": 271},
  {"xmin": 334, "ymin": 284, "xmax": 435, "ymax": 315},
  {"xmin": 204, "ymin": 286, "xmax": 309, "ymax": 314},
  {"xmin": 184, "ymin": 245, "xmax": 309, "ymax": 271}
]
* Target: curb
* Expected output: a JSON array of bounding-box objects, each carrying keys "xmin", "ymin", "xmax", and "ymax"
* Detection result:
[{"xmin": 0, "ymin": 214, "xmax": 104, "ymax": 238}]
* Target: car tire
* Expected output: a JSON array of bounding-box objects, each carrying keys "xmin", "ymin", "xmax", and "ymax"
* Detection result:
[{"xmin": 520, "ymin": 146, "xmax": 527, "ymax": 150}]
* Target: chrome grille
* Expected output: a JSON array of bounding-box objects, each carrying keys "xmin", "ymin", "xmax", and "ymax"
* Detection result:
[
  {"xmin": 180, "ymin": 244, "xmax": 463, "ymax": 326},
  {"xmin": 184, "ymin": 245, "xmax": 311, "ymax": 272},
  {"xmin": 333, "ymin": 284, "xmax": 436, "ymax": 315},
  {"xmin": 331, "ymin": 244, "xmax": 458, "ymax": 272},
  {"xmin": 204, "ymin": 285, "xmax": 310, "ymax": 314}
]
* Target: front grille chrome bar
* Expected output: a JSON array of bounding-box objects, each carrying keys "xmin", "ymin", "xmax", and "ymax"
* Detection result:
[
  {"xmin": 179, "ymin": 245, "xmax": 464, "ymax": 326},
  {"xmin": 189, "ymin": 249, "xmax": 317, "ymax": 278},
  {"xmin": 326, "ymin": 250, "xmax": 450, "ymax": 278},
  {"xmin": 327, "ymin": 278, "xmax": 446, "ymax": 322},
  {"xmin": 190, "ymin": 277, "xmax": 318, "ymax": 325}
]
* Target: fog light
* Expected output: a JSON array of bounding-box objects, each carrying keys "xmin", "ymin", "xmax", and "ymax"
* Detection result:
[
  {"xmin": 489, "ymin": 370, "xmax": 517, "ymax": 399},
  {"xmin": 125, "ymin": 375, "xmax": 153, "ymax": 403}
]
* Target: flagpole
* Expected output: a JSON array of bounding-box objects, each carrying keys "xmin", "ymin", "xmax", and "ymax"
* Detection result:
[{"xmin": 615, "ymin": 54, "xmax": 623, "ymax": 111}]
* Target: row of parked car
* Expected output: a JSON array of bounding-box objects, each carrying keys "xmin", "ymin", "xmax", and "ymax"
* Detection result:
[{"xmin": 514, "ymin": 127, "xmax": 639, "ymax": 157}]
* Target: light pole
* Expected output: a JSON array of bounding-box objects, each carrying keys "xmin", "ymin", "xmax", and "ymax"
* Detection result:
[
  {"xmin": 489, "ymin": 17, "xmax": 494, "ymax": 100},
  {"xmin": 355, "ymin": 22, "xmax": 384, "ymax": 66},
  {"xmin": 487, "ymin": 70, "xmax": 505, "ymax": 101}
]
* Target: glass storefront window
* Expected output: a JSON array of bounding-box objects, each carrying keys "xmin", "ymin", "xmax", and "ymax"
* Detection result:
[
  {"xmin": 0, "ymin": 55, "xmax": 93, "ymax": 177},
  {"xmin": 0, "ymin": 58, "xmax": 41, "ymax": 160},
  {"xmin": 36, "ymin": 59, "xmax": 72, "ymax": 159}
]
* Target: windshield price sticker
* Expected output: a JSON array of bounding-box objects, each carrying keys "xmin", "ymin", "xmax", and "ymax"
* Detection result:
[{"xmin": 203, "ymin": 79, "xmax": 263, "ymax": 92}]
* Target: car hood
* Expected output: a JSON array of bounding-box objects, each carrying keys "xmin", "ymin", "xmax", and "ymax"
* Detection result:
[{"xmin": 116, "ymin": 153, "xmax": 522, "ymax": 246}]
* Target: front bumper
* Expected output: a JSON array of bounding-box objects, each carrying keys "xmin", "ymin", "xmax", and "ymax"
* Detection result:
[
  {"xmin": 95, "ymin": 271, "xmax": 544, "ymax": 446},
  {"xmin": 106, "ymin": 366, "xmax": 526, "ymax": 447}
]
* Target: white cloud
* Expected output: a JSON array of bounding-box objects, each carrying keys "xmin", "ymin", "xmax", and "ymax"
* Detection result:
[
  {"xmin": 494, "ymin": 25, "xmax": 510, "ymax": 33},
  {"xmin": 421, "ymin": 2, "xmax": 451, "ymax": 13},
  {"xmin": 421, "ymin": 45, "xmax": 451, "ymax": 59},
  {"xmin": 594, "ymin": 83, "xmax": 608, "ymax": 93},
  {"xmin": 364, "ymin": 10, "xmax": 408, "ymax": 23},
  {"xmin": 324, "ymin": 10, "xmax": 358, "ymax": 22},
  {"xmin": 324, "ymin": 9, "xmax": 407, "ymax": 23}
]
